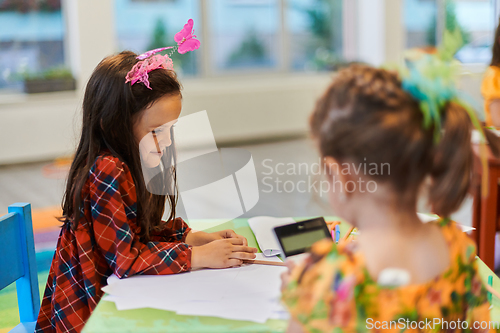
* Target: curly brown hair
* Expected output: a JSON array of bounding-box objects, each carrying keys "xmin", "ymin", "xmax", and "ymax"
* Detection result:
[{"xmin": 310, "ymin": 64, "xmax": 475, "ymax": 217}]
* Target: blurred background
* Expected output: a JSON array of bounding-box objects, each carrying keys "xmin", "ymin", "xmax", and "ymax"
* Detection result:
[
  {"xmin": 0, "ymin": 0, "xmax": 498, "ymax": 223},
  {"xmin": 0, "ymin": 0, "xmax": 497, "ymax": 235},
  {"xmin": 0, "ymin": 0, "xmax": 499, "ymax": 328}
]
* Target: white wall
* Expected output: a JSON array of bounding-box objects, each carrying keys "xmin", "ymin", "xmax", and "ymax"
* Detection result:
[
  {"xmin": 0, "ymin": 92, "xmax": 81, "ymax": 164},
  {"xmin": 0, "ymin": 0, "xmax": 486, "ymax": 165},
  {"xmin": 63, "ymin": 0, "xmax": 116, "ymax": 90}
]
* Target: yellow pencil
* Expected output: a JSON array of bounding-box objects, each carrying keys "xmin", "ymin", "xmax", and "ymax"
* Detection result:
[
  {"xmin": 242, "ymin": 259, "xmax": 287, "ymax": 267},
  {"xmin": 342, "ymin": 226, "xmax": 355, "ymax": 243}
]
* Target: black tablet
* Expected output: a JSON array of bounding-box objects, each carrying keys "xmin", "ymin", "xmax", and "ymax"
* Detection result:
[{"xmin": 273, "ymin": 217, "xmax": 332, "ymax": 258}]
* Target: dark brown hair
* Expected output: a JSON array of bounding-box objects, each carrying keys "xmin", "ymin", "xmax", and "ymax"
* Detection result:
[
  {"xmin": 61, "ymin": 51, "xmax": 181, "ymax": 242},
  {"xmin": 311, "ymin": 64, "xmax": 484, "ymax": 217},
  {"xmin": 491, "ymin": 21, "xmax": 500, "ymax": 67}
]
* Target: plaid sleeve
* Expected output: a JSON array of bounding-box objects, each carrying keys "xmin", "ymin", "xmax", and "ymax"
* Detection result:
[
  {"xmin": 89, "ymin": 156, "xmax": 191, "ymax": 278},
  {"xmin": 150, "ymin": 218, "xmax": 191, "ymax": 243}
]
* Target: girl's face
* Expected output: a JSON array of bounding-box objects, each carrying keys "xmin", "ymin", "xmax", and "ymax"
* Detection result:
[{"xmin": 134, "ymin": 94, "xmax": 182, "ymax": 169}]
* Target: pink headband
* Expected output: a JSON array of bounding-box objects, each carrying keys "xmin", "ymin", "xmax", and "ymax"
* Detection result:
[{"xmin": 125, "ymin": 19, "xmax": 200, "ymax": 90}]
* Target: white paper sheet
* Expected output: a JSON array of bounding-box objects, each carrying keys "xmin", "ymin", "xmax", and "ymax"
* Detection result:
[
  {"xmin": 103, "ymin": 295, "xmax": 284, "ymax": 323},
  {"xmin": 269, "ymin": 302, "xmax": 291, "ymax": 320},
  {"xmin": 175, "ymin": 299, "xmax": 276, "ymax": 323},
  {"xmin": 248, "ymin": 216, "xmax": 295, "ymax": 256},
  {"xmin": 102, "ymin": 258, "xmax": 288, "ymax": 323}
]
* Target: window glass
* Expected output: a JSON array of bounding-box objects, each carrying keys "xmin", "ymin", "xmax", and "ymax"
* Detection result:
[
  {"xmin": 0, "ymin": 0, "xmax": 65, "ymax": 92},
  {"xmin": 115, "ymin": 0, "xmax": 199, "ymax": 76},
  {"xmin": 288, "ymin": 0, "xmax": 343, "ymax": 71},
  {"xmin": 209, "ymin": 0, "xmax": 280, "ymax": 71},
  {"xmin": 405, "ymin": 0, "xmax": 495, "ymax": 64},
  {"xmin": 404, "ymin": 0, "xmax": 438, "ymax": 48},
  {"xmin": 452, "ymin": 0, "xmax": 494, "ymax": 64}
]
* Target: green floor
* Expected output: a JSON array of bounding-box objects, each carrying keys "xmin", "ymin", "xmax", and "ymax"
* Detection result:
[{"xmin": 0, "ymin": 271, "xmax": 49, "ymax": 330}]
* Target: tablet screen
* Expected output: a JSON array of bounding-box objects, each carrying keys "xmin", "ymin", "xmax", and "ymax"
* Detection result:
[
  {"xmin": 280, "ymin": 229, "xmax": 327, "ymax": 253},
  {"xmin": 274, "ymin": 217, "xmax": 331, "ymax": 257}
]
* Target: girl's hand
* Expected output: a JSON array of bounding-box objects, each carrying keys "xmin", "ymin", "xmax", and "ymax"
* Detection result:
[
  {"xmin": 191, "ymin": 238, "xmax": 257, "ymax": 269},
  {"xmin": 185, "ymin": 230, "xmax": 215, "ymax": 246},
  {"xmin": 185, "ymin": 229, "xmax": 248, "ymax": 246},
  {"xmin": 281, "ymin": 260, "xmax": 296, "ymax": 292},
  {"xmin": 212, "ymin": 229, "xmax": 248, "ymax": 246}
]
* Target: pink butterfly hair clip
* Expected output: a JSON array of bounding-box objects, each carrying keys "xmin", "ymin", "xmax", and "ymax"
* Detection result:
[
  {"xmin": 174, "ymin": 19, "xmax": 201, "ymax": 54},
  {"xmin": 125, "ymin": 19, "xmax": 200, "ymax": 90}
]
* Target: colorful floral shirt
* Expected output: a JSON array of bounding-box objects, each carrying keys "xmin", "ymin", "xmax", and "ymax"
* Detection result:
[
  {"xmin": 35, "ymin": 153, "xmax": 192, "ymax": 333},
  {"xmin": 282, "ymin": 219, "xmax": 497, "ymax": 332}
]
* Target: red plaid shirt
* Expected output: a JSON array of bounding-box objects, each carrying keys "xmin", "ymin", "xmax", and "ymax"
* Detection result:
[{"xmin": 36, "ymin": 154, "xmax": 192, "ymax": 333}]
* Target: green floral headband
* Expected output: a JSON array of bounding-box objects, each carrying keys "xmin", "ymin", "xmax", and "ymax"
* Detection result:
[
  {"xmin": 400, "ymin": 28, "xmax": 485, "ymax": 144},
  {"xmin": 399, "ymin": 28, "xmax": 489, "ymax": 198}
]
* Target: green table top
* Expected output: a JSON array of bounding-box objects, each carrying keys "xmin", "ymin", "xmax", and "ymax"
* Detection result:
[{"xmin": 82, "ymin": 217, "xmax": 500, "ymax": 333}]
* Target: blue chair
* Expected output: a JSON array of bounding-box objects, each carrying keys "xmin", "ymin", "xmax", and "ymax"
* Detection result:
[{"xmin": 0, "ymin": 203, "xmax": 40, "ymax": 333}]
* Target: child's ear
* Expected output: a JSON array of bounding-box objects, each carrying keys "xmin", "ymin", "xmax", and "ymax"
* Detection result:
[
  {"xmin": 323, "ymin": 156, "xmax": 338, "ymax": 176},
  {"xmin": 324, "ymin": 156, "xmax": 357, "ymax": 195}
]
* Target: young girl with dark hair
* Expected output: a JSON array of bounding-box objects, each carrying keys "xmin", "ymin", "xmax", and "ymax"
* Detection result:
[
  {"xmin": 35, "ymin": 47, "xmax": 257, "ymax": 332},
  {"xmin": 281, "ymin": 64, "xmax": 498, "ymax": 332}
]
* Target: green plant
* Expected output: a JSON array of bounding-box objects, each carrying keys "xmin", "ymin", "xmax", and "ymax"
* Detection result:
[
  {"xmin": 295, "ymin": 0, "xmax": 344, "ymax": 70},
  {"xmin": 0, "ymin": 0, "xmax": 61, "ymax": 13},
  {"xmin": 228, "ymin": 29, "xmax": 267, "ymax": 66},
  {"xmin": 22, "ymin": 67, "xmax": 73, "ymax": 81},
  {"xmin": 303, "ymin": 0, "xmax": 342, "ymax": 51},
  {"xmin": 148, "ymin": 18, "xmax": 168, "ymax": 50}
]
